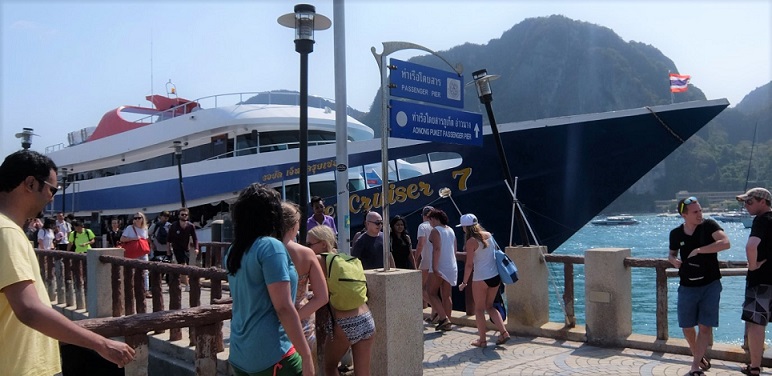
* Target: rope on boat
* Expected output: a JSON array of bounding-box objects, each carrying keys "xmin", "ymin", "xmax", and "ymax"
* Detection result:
[{"xmin": 646, "ymin": 106, "xmax": 685, "ymax": 143}]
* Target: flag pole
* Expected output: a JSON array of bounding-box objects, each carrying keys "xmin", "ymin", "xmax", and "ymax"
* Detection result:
[{"xmin": 669, "ymin": 70, "xmax": 674, "ymax": 104}]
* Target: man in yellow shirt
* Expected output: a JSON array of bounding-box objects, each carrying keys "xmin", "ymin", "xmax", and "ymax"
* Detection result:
[{"xmin": 0, "ymin": 150, "xmax": 135, "ymax": 374}]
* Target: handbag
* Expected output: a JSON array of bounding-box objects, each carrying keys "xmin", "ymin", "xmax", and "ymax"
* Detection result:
[
  {"xmin": 123, "ymin": 226, "xmax": 150, "ymax": 259},
  {"xmin": 490, "ymin": 236, "xmax": 519, "ymax": 285}
]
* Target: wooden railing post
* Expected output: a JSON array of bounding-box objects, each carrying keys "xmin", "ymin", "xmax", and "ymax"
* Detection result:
[
  {"xmin": 563, "ymin": 263, "xmax": 576, "ymax": 327},
  {"xmin": 655, "ymin": 265, "xmax": 668, "ymax": 340},
  {"xmin": 63, "ymin": 257, "xmax": 74, "ymax": 307},
  {"xmin": 194, "ymin": 323, "xmax": 219, "ymax": 375}
]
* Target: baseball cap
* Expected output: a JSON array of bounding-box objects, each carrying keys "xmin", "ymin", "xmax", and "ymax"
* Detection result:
[
  {"xmin": 421, "ymin": 206, "xmax": 434, "ymax": 216},
  {"xmin": 736, "ymin": 187, "xmax": 771, "ymax": 202},
  {"xmin": 456, "ymin": 213, "xmax": 478, "ymax": 227}
]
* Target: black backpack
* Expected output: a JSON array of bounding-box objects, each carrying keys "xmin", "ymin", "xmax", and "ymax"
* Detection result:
[{"xmin": 155, "ymin": 223, "xmax": 168, "ymax": 245}]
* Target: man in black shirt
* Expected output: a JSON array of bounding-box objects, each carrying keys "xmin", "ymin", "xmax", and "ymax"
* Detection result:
[
  {"xmin": 668, "ymin": 196, "xmax": 729, "ymax": 375},
  {"xmin": 351, "ymin": 211, "xmax": 394, "ymax": 270},
  {"xmin": 738, "ymin": 188, "xmax": 772, "ymax": 376}
]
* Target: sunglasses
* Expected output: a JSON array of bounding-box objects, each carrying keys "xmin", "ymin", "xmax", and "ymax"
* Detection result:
[
  {"xmin": 744, "ymin": 198, "xmax": 756, "ymax": 206},
  {"xmin": 679, "ymin": 196, "xmax": 697, "ymax": 214},
  {"xmin": 40, "ymin": 180, "xmax": 60, "ymax": 196},
  {"xmin": 368, "ymin": 220, "xmax": 383, "ymax": 226},
  {"xmin": 133, "ymin": 217, "xmax": 143, "ymax": 220},
  {"xmin": 307, "ymin": 240, "xmax": 321, "ymax": 246}
]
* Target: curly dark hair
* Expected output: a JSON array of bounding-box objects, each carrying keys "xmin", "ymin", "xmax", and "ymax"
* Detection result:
[
  {"xmin": 0, "ymin": 150, "xmax": 57, "ymax": 193},
  {"xmin": 226, "ymin": 183, "xmax": 283, "ymax": 275}
]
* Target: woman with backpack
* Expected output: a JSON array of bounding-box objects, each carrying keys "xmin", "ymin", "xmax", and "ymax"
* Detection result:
[
  {"xmin": 225, "ymin": 184, "xmax": 314, "ymax": 376},
  {"xmin": 457, "ymin": 213, "xmax": 510, "ymax": 347},
  {"xmin": 280, "ymin": 201, "xmax": 329, "ymax": 369},
  {"xmin": 307, "ymin": 225, "xmax": 375, "ymax": 376},
  {"xmin": 37, "ymin": 217, "xmax": 56, "ymax": 250}
]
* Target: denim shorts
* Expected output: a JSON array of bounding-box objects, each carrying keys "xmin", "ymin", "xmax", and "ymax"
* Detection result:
[{"xmin": 677, "ymin": 279, "xmax": 721, "ymax": 328}]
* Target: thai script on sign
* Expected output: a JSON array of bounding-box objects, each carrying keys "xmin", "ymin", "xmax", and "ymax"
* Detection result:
[{"xmin": 400, "ymin": 69, "xmax": 442, "ymax": 87}]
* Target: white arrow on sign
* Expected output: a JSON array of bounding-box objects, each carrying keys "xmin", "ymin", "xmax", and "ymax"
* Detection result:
[{"xmin": 474, "ymin": 124, "xmax": 480, "ymax": 138}]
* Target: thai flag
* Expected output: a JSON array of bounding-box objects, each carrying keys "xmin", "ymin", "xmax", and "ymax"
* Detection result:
[
  {"xmin": 364, "ymin": 169, "xmax": 382, "ymax": 187},
  {"xmin": 669, "ymin": 73, "xmax": 690, "ymax": 93}
]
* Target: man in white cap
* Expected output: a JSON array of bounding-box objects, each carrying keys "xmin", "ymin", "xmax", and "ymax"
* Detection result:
[{"xmin": 737, "ymin": 187, "xmax": 772, "ymax": 376}]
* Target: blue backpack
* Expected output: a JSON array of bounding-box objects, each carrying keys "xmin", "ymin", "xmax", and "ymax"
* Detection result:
[{"xmin": 491, "ymin": 237, "xmax": 519, "ymax": 285}]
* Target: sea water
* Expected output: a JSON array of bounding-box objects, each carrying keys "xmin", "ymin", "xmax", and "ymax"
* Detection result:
[{"xmin": 551, "ymin": 214, "xmax": 770, "ymax": 346}]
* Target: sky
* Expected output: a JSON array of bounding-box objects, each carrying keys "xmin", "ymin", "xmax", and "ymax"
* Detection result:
[{"xmin": 1, "ymin": 0, "xmax": 770, "ymax": 156}]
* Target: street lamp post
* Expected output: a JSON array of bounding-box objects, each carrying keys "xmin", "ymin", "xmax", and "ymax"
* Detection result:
[
  {"xmin": 173, "ymin": 141, "xmax": 187, "ymax": 208},
  {"xmin": 278, "ymin": 4, "xmax": 331, "ymax": 244},
  {"xmin": 470, "ymin": 69, "xmax": 530, "ymax": 247},
  {"xmin": 60, "ymin": 168, "xmax": 68, "ymax": 214}
]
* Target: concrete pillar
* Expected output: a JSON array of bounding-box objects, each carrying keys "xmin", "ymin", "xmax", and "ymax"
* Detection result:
[
  {"xmin": 506, "ymin": 246, "xmax": 549, "ymax": 330},
  {"xmin": 364, "ymin": 269, "xmax": 422, "ymax": 376},
  {"xmin": 584, "ymin": 248, "xmax": 632, "ymax": 346},
  {"xmin": 87, "ymin": 247, "xmax": 123, "ymax": 318}
]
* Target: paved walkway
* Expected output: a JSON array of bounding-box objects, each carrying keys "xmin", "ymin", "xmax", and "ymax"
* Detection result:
[{"xmin": 422, "ymin": 324, "xmax": 743, "ymax": 375}]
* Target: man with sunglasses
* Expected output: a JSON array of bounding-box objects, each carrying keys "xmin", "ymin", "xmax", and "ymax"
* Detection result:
[
  {"xmin": 668, "ymin": 196, "xmax": 730, "ymax": 376},
  {"xmin": 351, "ymin": 211, "xmax": 394, "ymax": 270},
  {"xmin": 736, "ymin": 188, "xmax": 772, "ymax": 376},
  {"xmin": 167, "ymin": 208, "xmax": 199, "ymax": 290},
  {"xmin": 0, "ymin": 150, "xmax": 135, "ymax": 374}
]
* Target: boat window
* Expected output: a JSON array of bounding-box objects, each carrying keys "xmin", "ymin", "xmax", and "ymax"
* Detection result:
[
  {"xmin": 428, "ymin": 152, "xmax": 462, "ymax": 172},
  {"xmin": 236, "ymin": 132, "xmax": 258, "ymax": 156},
  {"xmin": 402, "ymin": 154, "xmax": 431, "ymax": 175}
]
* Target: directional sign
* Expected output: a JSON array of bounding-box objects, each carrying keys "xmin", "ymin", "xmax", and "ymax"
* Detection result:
[
  {"xmin": 390, "ymin": 58, "xmax": 464, "ymax": 108},
  {"xmin": 390, "ymin": 100, "xmax": 483, "ymax": 147}
]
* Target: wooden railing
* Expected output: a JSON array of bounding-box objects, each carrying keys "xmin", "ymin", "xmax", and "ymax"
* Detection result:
[
  {"xmin": 544, "ymin": 254, "xmax": 749, "ymax": 340},
  {"xmin": 35, "ymin": 242, "xmax": 232, "ymax": 375}
]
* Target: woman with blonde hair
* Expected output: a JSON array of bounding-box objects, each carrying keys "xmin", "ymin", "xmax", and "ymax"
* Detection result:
[
  {"xmin": 120, "ymin": 211, "xmax": 150, "ymax": 294},
  {"xmin": 306, "ymin": 225, "xmax": 375, "ymax": 376},
  {"xmin": 280, "ymin": 201, "xmax": 329, "ymax": 369},
  {"xmin": 457, "ymin": 213, "xmax": 509, "ymax": 347}
]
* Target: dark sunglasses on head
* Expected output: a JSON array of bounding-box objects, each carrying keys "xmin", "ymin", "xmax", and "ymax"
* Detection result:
[{"xmin": 679, "ymin": 196, "xmax": 698, "ymax": 214}]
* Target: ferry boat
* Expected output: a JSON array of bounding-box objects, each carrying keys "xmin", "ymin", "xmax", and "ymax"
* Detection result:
[
  {"xmin": 591, "ymin": 215, "xmax": 640, "ymax": 226},
  {"xmin": 44, "ymin": 90, "xmax": 728, "ymax": 251}
]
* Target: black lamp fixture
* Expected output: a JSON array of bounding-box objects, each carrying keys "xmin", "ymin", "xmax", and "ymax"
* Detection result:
[
  {"xmin": 470, "ymin": 69, "xmax": 530, "ymax": 246},
  {"xmin": 15, "ymin": 127, "xmax": 36, "ymax": 150},
  {"xmin": 173, "ymin": 141, "xmax": 187, "ymax": 208},
  {"xmin": 278, "ymin": 4, "xmax": 331, "ymax": 244}
]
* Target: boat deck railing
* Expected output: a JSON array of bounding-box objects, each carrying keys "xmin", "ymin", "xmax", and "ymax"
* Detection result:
[
  {"xmin": 44, "ymin": 91, "xmax": 355, "ymax": 153},
  {"xmin": 204, "ymin": 139, "xmax": 337, "ymax": 161}
]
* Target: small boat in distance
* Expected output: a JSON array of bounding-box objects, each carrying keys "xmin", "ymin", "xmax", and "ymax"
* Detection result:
[{"xmin": 592, "ymin": 215, "xmax": 640, "ymax": 226}]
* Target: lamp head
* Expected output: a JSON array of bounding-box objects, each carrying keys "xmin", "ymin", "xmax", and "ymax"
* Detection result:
[
  {"xmin": 467, "ymin": 69, "xmax": 500, "ymax": 103},
  {"xmin": 15, "ymin": 128, "xmax": 37, "ymax": 150},
  {"xmin": 278, "ymin": 4, "xmax": 331, "ymax": 54}
]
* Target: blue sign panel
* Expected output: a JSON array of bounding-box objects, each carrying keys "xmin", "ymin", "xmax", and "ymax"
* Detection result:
[
  {"xmin": 390, "ymin": 100, "xmax": 483, "ymax": 147},
  {"xmin": 390, "ymin": 58, "xmax": 464, "ymax": 108}
]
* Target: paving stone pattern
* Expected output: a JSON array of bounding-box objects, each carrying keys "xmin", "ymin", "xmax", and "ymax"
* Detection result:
[{"xmin": 422, "ymin": 324, "xmax": 744, "ymax": 375}]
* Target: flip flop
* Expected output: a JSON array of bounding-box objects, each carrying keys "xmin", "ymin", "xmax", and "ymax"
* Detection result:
[
  {"xmin": 495, "ymin": 334, "xmax": 511, "ymax": 345},
  {"xmin": 741, "ymin": 364, "xmax": 761, "ymax": 375},
  {"xmin": 471, "ymin": 339, "xmax": 487, "ymax": 348},
  {"xmin": 699, "ymin": 357, "xmax": 711, "ymax": 371},
  {"xmin": 688, "ymin": 371, "xmax": 705, "ymax": 376}
]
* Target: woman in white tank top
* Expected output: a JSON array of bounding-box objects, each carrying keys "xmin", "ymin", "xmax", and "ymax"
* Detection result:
[
  {"xmin": 457, "ymin": 214, "xmax": 510, "ymax": 347},
  {"xmin": 426, "ymin": 208, "xmax": 458, "ymax": 331}
]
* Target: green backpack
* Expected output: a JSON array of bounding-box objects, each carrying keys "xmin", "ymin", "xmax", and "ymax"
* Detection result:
[{"xmin": 322, "ymin": 252, "xmax": 368, "ymax": 311}]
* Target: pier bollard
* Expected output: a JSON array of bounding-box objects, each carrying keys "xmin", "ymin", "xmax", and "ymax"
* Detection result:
[
  {"xmin": 364, "ymin": 269, "xmax": 423, "ymax": 376},
  {"xmin": 584, "ymin": 248, "xmax": 632, "ymax": 346},
  {"xmin": 87, "ymin": 248, "xmax": 123, "ymax": 318},
  {"xmin": 506, "ymin": 246, "xmax": 550, "ymax": 331}
]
